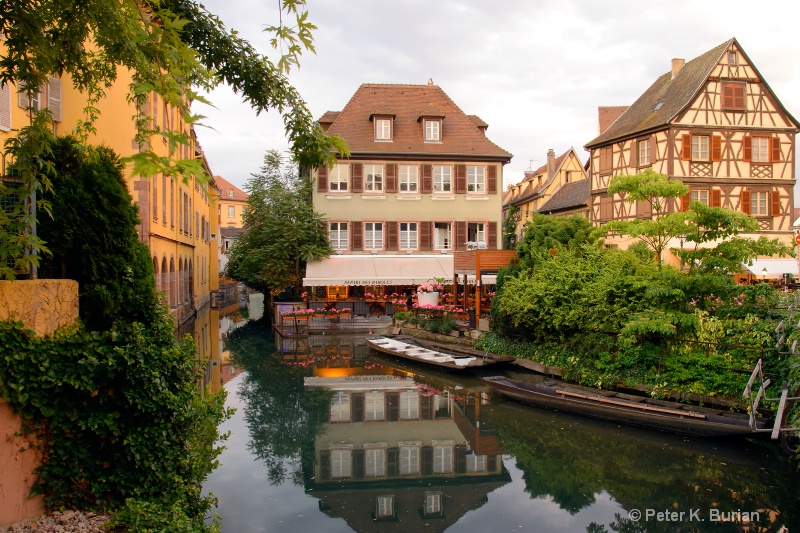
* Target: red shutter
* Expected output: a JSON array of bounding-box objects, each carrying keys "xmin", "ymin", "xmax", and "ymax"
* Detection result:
[
  {"xmin": 317, "ymin": 166, "xmax": 328, "ymax": 192},
  {"xmin": 711, "ymin": 136, "xmax": 721, "ymax": 162},
  {"xmin": 351, "ymin": 221, "xmax": 362, "ymax": 250},
  {"xmin": 771, "ymin": 189, "xmax": 781, "ymax": 216},
  {"xmin": 742, "ymin": 135, "xmax": 752, "ymax": 162},
  {"xmin": 711, "ymin": 189, "xmax": 721, "ymax": 208},
  {"xmin": 488, "ymin": 221, "xmax": 498, "ymax": 249},
  {"xmin": 734, "ymin": 85, "xmax": 745, "ymax": 109},
  {"xmin": 650, "ymin": 135, "xmax": 657, "ymax": 163},
  {"xmin": 771, "ymin": 136, "xmax": 781, "ymax": 162},
  {"xmin": 681, "ymin": 134, "xmax": 692, "ymax": 161},
  {"xmin": 487, "ymin": 165, "xmax": 497, "ymax": 194},
  {"xmin": 455, "ymin": 222, "xmax": 467, "ymax": 251},
  {"xmin": 386, "ymin": 221, "xmax": 398, "ymax": 251},
  {"xmin": 421, "ymin": 164, "xmax": 433, "ymax": 194},
  {"xmin": 455, "ymin": 165, "xmax": 466, "ymax": 194},
  {"xmin": 351, "ymin": 163, "xmax": 363, "ymax": 193},
  {"xmin": 681, "ymin": 192, "xmax": 691, "ymax": 212},
  {"xmin": 741, "ymin": 189, "xmax": 751, "ymax": 214},
  {"xmin": 722, "ymin": 84, "xmax": 733, "ymax": 109},
  {"xmin": 385, "ymin": 164, "xmax": 397, "ymax": 193},
  {"xmin": 419, "ymin": 221, "xmax": 432, "ymax": 251},
  {"xmin": 630, "ymin": 140, "xmax": 638, "ymax": 167}
]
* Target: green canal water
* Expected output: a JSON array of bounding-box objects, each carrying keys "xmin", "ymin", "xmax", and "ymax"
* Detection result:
[{"xmin": 203, "ymin": 315, "xmax": 800, "ymax": 532}]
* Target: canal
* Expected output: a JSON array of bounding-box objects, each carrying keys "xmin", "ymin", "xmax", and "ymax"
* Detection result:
[{"xmin": 201, "ymin": 303, "xmax": 800, "ymax": 532}]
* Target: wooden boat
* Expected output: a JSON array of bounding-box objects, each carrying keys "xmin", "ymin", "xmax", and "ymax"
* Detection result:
[
  {"xmin": 482, "ymin": 375, "xmax": 773, "ymax": 437},
  {"xmin": 366, "ymin": 336, "xmax": 514, "ymax": 371}
]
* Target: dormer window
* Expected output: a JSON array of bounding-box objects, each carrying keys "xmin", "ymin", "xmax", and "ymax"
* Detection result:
[
  {"xmin": 424, "ymin": 119, "xmax": 441, "ymax": 142},
  {"xmin": 227, "ymin": 189, "xmax": 234, "ymax": 197},
  {"xmin": 373, "ymin": 116, "xmax": 393, "ymax": 141}
]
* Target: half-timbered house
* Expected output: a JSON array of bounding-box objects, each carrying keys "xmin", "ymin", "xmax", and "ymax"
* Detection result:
[{"xmin": 585, "ymin": 38, "xmax": 799, "ymax": 263}]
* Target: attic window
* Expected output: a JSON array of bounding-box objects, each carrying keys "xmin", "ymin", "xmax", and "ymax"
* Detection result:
[
  {"xmin": 374, "ymin": 117, "xmax": 392, "ymax": 141},
  {"xmin": 424, "ymin": 119, "xmax": 441, "ymax": 142},
  {"xmin": 227, "ymin": 190, "xmax": 234, "ymax": 197},
  {"xmin": 653, "ymin": 102, "xmax": 663, "ymax": 112},
  {"xmin": 728, "ymin": 51, "xmax": 737, "ymax": 65}
]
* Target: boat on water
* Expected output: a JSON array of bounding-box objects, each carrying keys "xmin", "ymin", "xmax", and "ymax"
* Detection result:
[
  {"xmin": 482, "ymin": 375, "xmax": 773, "ymax": 437},
  {"xmin": 366, "ymin": 336, "xmax": 514, "ymax": 371}
]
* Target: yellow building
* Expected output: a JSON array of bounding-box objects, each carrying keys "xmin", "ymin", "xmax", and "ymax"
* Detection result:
[
  {"xmin": 0, "ymin": 57, "xmax": 219, "ymax": 324},
  {"xmin": 213, "ymin": 175, "xmax": 248, "ymax": 229}
]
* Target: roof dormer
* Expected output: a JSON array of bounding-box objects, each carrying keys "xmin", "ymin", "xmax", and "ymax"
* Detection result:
[
  {"xmin": 370, "ymin": 113, "xmax": 394, "ymax": 142},
  {"xmin": 418, "ymin": 113, "xmax": 444, "ymax": 143}
]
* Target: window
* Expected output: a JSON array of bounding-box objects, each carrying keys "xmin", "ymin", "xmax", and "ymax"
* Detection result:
[
  {"xmin": 376, "ymin": 496, "xmax": 395, "ymax": 519},
  {"xmin": 227, "ymin": 189, "xmax": 234, "ymax": 197},
  {"xmin": 330, "ymin": 392, "xmax": 350, "ymax": 422},
  {"xmin": 18, "ymin": 83, "xmax": 44, "ymax": 112},
  {"xmin": 690, "ymin": 190, "xmax": 709, "ymax": 206},
  {"xmin": 399, "ymin": 390, "xmax": 419, "ymax": 419},
  {"xmin": 599, "ymin": 146, "xmax": 612, "ymax": 173},
  {"xmin": 364, "ymin": 164, "xmax": 383, "ymax": 192},
  {"xmin": 365, "ymin": 391, "xmax": 385, "ymax": 420},
  {"xmin": 638, "ymin": 139, "xmax": 651, "ymax": 166},
  {"xmin": 227, "ymin": 206, "xmax": 235, "ymax": 218},
  {"xmin": 433, "ymin": 446, "xmax": 453, "ymax": 474},
  {"xmin": 364, "ymin": 222, "xmax": 384, "ymax": 250},
  {"xmin": 433, "ymin": 222, "xmax": 451, "ymax": 251},
  {"xmin": 467, "ymin": 166, "xmax": 485, "ymax": 193},
  {"xmin": 433, "ymin": 165, "xmax": 451, "ymax": 193},
  {"xmin": 375, "ymin": 118, "xmax": 392, "ymax": 141},
  {"xmin": 329, "ymin": 222, "xmax": 349, "ymax": 250},
  {"xmin": 399, "ymin": 165, "xmax": 418, "ymax": 192},
  {"xmin": 728, "ymin": 51, "xmax": 737, "ymax": 65},
  {"xmin": 400, "ymin": 447, "xmax": 420, "ymax": 475},
  {"xmin": 331, "ymin": 449, "xmax": 352, "ymax": 478},
  {"xmin": 467, "ymin": 222, "xmax": 485, "ymax": 244},
  {"xmin": 424, "ymin": 119, "xmax": 441, "ymax": 141},
  {"xmin": 466, "ymin": 454, "xmax": 487, "ymax": 472},
  {"xmin": 329, "ymin": 164, "xmax": 349, "ymax": 192},
  {"xmin": 425, "ymin": 493, "xmax": 443, "ymax": 516},
  {"xmin": 751, "ymin": 191, "xmax": 768, "ymax": 216},
  {"xmin": 399, "ymin": 223, "xmax": 418, "ymax": 251},
  {"xmin": 751, "ymin": 136, "xmax": 770, "ymax": 163},
  {"xmin": 721, "ymin": 82, "xmax": 745, "ymax": 111},
  {"xmin": 692, "ymin": 135, "xmax": 709, "ymax": 161},
  {"xmin": 366, "ymin": 448, "xmax": 386, "ymax": 477}
]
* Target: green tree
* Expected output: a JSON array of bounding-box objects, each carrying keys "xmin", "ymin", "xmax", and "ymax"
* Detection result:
[
  {"xmin": 37, "ymin": 136, "xmax": 160, "ymax": 331},
  {"xmin": 503, "ymin": 205, "xmax": 519, "ymax": 249},
  {"xmin": 516, "ymin": 213, "xmax": 598, "ymax": 267},
  {"xmin": 225, "ymin": 150, "xmax": 331, "ymax": 296}
]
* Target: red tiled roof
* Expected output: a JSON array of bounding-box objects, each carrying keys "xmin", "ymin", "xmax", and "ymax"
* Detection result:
[
  {"xmin": 213, "ymin": 175, "xmax": 249, "ymax": 202},
  {"xmin": 321, "ymin": 84, "xmax": 512, "ymax": 160}
]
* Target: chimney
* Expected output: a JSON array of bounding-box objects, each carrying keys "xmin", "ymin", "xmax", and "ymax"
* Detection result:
[
  {"xmin": 547, "ymin": 149, "xmax": 555, "ymax": 178},
  {"xmin": 671, "ymin": 58, "xmax": 685, "ymax": 79}
]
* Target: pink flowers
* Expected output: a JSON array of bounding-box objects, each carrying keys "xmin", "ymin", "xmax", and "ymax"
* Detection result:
[{"xmin": 417, "ymin": 283, "xmax": 444, "ymax": 293}]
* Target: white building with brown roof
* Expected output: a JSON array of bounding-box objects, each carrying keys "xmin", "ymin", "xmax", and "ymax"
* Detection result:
[{"xmin": 304, "ymin": 82, "xmax": 512, "ymax": 297}]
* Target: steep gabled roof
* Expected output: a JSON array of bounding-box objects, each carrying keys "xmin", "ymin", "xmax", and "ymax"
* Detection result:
[
  {"xmin": 586, "ymin": 39, "xmax": 733, "ymax": 148},
  {"xmin": 537, "ymin": 179, "xmax": 590, "ymax": 214},
  {"xmin": 505, "ymin": 148, "xmax": 580, "ymax": 208},
  {"xmin": 214, "ymin": 175, "xmax": 248, "ymax": 202},
  {"xmin": 321, "ymin": 83, "xmax": 512, "ymax": 160}
]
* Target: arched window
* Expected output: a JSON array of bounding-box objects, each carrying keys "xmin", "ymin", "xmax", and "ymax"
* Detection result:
[
  {"xmin": 169, "ymin": 257, "xmax": 176, "ymax": 306},
  {"xmin": 161, "ymin": 257, "xmax": 168, "ymax": 304},
  {"xmin": 153, "ymin": 257, "xmax": 159, "ymax": 292}
]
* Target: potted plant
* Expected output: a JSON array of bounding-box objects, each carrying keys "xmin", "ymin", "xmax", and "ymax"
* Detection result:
[
  {"xmin": 417, "ymin": 281, "xmax": 443, "ymax": 307},
  {"xmin": 339, "ymin": 307, "xmax": 352, "ymax": 318}
]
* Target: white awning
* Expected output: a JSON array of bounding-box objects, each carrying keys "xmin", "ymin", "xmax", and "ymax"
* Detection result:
[
  {"xmin": 742, "ymin": 258, "xmax": 798, "ymax": 279},
  {"xmin": 303, "ymin": 255, "xmax": 454, "ymax": 286}
]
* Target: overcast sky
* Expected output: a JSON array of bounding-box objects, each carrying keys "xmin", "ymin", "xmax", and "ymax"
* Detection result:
[{"xmin": 193, "ymin": 0, "xmax": 800, "ymax": 194}]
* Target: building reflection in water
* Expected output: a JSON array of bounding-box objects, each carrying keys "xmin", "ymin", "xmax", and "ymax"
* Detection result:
[{"xmin": 298, "ymin": 336, "xmax": 510, "ymax": 532}]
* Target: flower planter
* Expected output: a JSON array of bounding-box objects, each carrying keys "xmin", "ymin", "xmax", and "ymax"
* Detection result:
[
  {"xmin": 417, "ymin": 291, "xmax": 439, "ymax": 307},
  {"xmin": 340, "ymin": 312, "xmax": 352, "ymax": 318}
]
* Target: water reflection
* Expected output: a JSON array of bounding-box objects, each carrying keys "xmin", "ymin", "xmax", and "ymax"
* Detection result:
[{"xmin": 205, "ymin": 318, "xmax": 800, "ymax": 532}]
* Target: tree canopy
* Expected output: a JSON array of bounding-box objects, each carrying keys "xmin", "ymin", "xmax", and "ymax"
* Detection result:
[{"xmin": 225, "ymin": 150, "xmax": 331, "ymax": 296}]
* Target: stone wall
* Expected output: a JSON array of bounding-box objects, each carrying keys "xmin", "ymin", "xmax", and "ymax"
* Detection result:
[{"xmin": 0, "ymin": 279, "xmax": 79, "ymax": 526}]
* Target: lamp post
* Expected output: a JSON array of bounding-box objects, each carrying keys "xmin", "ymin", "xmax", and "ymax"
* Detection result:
[{"xmin": 762, "ymin": 267, "xmax": 768, "ymax": 282}]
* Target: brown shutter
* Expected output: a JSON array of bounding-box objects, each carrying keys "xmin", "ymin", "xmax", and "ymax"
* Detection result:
[
  {"xmin": 455, "ymin": 445, "xmax": 467, "ymax": 473},
  {"xmin": 421, "ymin": 164, "xmax": 433, "ymax": 193},
  {"xmin": 722, "ymin": 84, "xmax": 733, "ymax": 108},
  {"xmin": 351, "ymin": 163, "xmax": 363, "ymax": 193},
  {"xmin": 771, "ymin": 136, "xmax": 781, "ymax": 162},
  {"xmin": 352, "ymin": 449, "xmax": 365, "ymax": 479},
  {"xmin": 387, "ymin": 448, "xmax": 399, "ymax": 477},
  {"xmin": 711, "ymin": 189, "xmax": 721, "ymax": 208},
  {"xmin": 351, "ymin": 221, "xmax": 363, "ymax": 251},
  {"xmin": 421, "ymin": 446, "xmax": 433, "ymax": 475},
  {"xmin": 681, "ymin": 192, "xmax": 691, "ymax": 212},
  {"xmin": 420, "ymin": 394, "xmax": 432, "ymax": 420},
  {"xmin": 386, "ymin": 222, "xmax": 398, "ymax": 251},
  {"xmin": 487, "ymin": 165, "xmax": 498, "ymax": 194},
  {"xmin": 419, "ymin": 221, "xmax": 432, "ymax": 251},
  {"xmin": 743, "ymin": 135, "xmax": 752, "ymax": 162},
  {"xmin": 455, "ymin": 164, "xmax": 467, "ymax": 194},
  {"xmin": 386, "ymin": 392, "xmax": 399, "ymax": 421},
  {"xmin": 488, "ymin": 221, "xmax": 498, "ymax": 249},
  {"xmin": 488, "ymin": 454, "xmax": 497, "ymax": 472},
  {"xmin": 317, "ymin": 166, "xmax": 328, "ymax": 192},
  {"xmin": 771, "ymin": 189, "xmax": 781, "ymax": 216},
  {"xmin": 681, "ymin": 134, "xmax": 692, "ymax": 161},
  {"xmin": 455, "ymin": 222, "xmax": 467, "ymax": 251},
  {"xmin": 630, "ymin": 140, "xmax": 638, "ymax": 167},
  {"xmin": 734, "ymin": 85, "xmax": 745, "ymax": 109},
  {"xmin": 650, "ymin": 135, "xmax": 657, "ymax": 163},
  {"xmin": 386, "ymin": 163, "xmax": 398, "ymax": 193},
  {"xmin": 741, "ymin": 189, "xmax": 751, "ymax": 214},
  {"xmin": 319, "ymin": 450, "xmax": 331, "ymax": 480},
  {"xmin": 711, "ymin": 135, "xmax": 721, "ymax": 162},
  {"xmin": 351, "ymin": 393, "xmax": 364, "ymax": 422}
]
